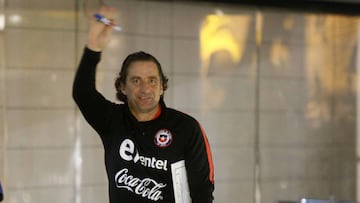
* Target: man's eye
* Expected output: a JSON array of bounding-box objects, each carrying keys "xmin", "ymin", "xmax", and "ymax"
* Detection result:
[
  {"xmin": 149, "ymin": 78, "xmax": 158, "ymax": 85},
  {"xmin": 132, "ymin": 78, "xmax": 140, "ymax": 85}
]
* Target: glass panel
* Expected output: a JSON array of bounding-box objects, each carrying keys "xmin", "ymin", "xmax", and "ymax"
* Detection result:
[{"xmin": 0, "ymin": 0, "xmax": 358, "ymax": 203}]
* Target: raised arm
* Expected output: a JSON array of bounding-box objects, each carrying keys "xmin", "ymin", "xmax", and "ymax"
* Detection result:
[{"xmin": 72, "ymin": 5, "xmax": 118, "ymax": 135}]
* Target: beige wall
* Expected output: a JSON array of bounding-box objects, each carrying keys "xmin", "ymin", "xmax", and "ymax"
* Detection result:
[{"xmin": 0, "ymin": 0, "xmax": 358, "ymax": 203}]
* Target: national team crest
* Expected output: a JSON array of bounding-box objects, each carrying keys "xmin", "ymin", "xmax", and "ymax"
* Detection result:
[{"xmin": 154, "ymin": 129, "xmax": 173, "ymax": 148}]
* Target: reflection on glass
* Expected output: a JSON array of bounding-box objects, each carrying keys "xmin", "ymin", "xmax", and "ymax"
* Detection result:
[
  {"xmin": 305, "ymin": 15, "xmax": 358, "ymax": 127},
  {"xmin": 200, "ymin": 13, "xmax": 250, "ymax": 77},
  {"xmin": 199, "ymin": 13, "xmax": 251, "ymax": 111},
  {"xmin": 199, "ymin": 11, "xmax": 358, "ymax": 201}
]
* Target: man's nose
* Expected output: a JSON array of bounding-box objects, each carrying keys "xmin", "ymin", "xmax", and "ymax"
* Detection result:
[{"xmin": 139, "ymin": 80, "xmax": 151, "ymax": 92}]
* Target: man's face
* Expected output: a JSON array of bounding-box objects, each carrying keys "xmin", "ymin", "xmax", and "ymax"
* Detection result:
[{"xmin": 120, "ymin": 61, "xmax": 163, "ymax": 118}]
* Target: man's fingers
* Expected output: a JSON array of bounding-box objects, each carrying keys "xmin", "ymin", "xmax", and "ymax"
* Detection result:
[{"xmin": 98, "ymin": 5, "xmax": 117, "ymax": 20}]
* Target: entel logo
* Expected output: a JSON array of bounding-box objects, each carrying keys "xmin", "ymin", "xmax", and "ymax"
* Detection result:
[{"xmin": 119, "ymin": 139, "xmax": 168, "ymax": 171}]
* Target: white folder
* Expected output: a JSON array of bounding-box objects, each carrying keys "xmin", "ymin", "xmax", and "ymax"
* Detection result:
[{"xmin": 171, "ymin": 160, "xmax": 191, "ymax": 203}]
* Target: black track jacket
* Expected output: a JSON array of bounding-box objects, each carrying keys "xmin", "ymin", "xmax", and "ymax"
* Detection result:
[{"xmin": 73, "ymin": 47, "xmax": 214, "ymax": 203}]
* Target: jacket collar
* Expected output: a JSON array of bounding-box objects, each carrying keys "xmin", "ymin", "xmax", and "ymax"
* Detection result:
[{"xmin": 124, "ymin": 98, "xmax": 167, "ymax": 125}]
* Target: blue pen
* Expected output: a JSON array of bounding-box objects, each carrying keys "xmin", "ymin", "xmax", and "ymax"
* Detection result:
[{"xmin": 94, "ymin": 13, "xmax": 122, "ymax": 31}]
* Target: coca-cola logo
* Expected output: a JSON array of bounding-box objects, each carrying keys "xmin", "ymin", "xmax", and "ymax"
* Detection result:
[{"xmin": 115, "ymin": 168, "xmax": 167, "ymax": 201}]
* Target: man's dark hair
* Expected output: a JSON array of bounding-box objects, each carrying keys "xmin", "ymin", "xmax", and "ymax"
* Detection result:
[{"xmin": 114, "ymin": 51, "xmax": 169, "ymax": 102}]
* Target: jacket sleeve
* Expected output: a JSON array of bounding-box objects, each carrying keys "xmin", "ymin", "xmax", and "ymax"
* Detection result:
[
  {"xmin": 185, "ymin": 120, "xmax": 215, "ymax": 203},
  {"xmin": 72, "ymin": 47, "xmax": 115, "ymax": 136}
]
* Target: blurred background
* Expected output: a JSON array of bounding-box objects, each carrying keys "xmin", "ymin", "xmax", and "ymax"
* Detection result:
[{"xmin": 0, "ymin": 0, "xmax": 359, "ymax": 202}]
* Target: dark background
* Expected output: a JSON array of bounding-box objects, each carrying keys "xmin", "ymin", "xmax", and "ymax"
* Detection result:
[{"xmin": 157, "ymin": 0, "xmax": 360, "ymax": 15}]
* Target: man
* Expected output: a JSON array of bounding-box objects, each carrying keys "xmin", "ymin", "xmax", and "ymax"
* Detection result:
[{"xmin": 73, "ymin": 5, "xmax": 214, "ymax": 203}]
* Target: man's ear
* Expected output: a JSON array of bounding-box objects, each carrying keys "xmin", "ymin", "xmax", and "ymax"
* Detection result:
[
  {"xmin": 160, "ymin": 81, "xmax": 164, "ymax": 96},
  {"xmin": 120, "ymin": 83, "xmax": 126, "ymax": 95},
  {"xmin": 160, "ymin": 86, "xmax": 164, "ymax": 96}
]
